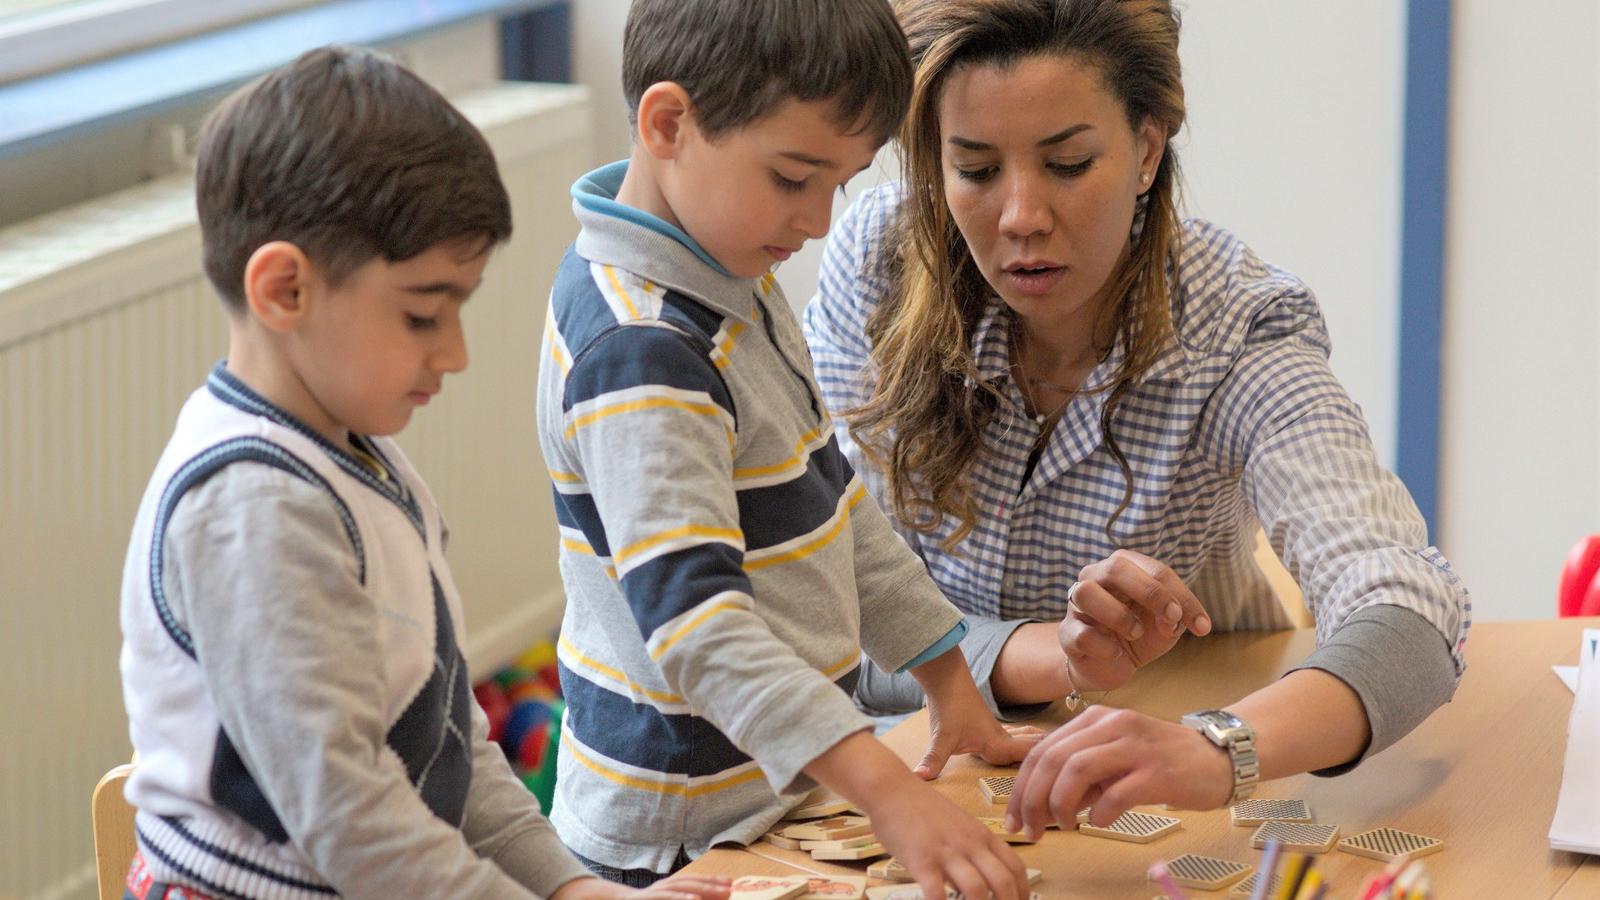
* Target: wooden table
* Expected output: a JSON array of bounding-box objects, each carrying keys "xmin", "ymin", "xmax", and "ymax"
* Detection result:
[{"xmin": 684, "ymin": 619, "xmax": 1600, "ymax": 897}]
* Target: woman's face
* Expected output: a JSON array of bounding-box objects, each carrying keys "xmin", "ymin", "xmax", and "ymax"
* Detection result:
[{"xmin": 938, "ymin": 53, "xmax": 1164, "ymax": 333}]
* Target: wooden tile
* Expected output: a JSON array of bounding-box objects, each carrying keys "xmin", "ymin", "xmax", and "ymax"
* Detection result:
[
  {"xmin": 780, "ymin": 816, "xmax": 873, "ymax": 841},
  {"xmin": 1337, "ymin": 826, "xmax": 1445, "ymax": 863},
  {"xmin": 799, "ymin": 876, "xmax": 867, "ymax": 899},
  {"xmin": 1231, "ymin": 798, "xmax": 1313, "ymax": 826},
  {"xmin": 978, "ymin": 775, "xmax": 1015, "ymax": 803},
  {"xmin": 1228, "ymin": 871, "xmax": 1279, "ymax": 898},
  {"xmin": 1077, "ymin": 810, "xmax": 1182, "ymax": 844},
  {"xmin": 811, "ymin": 841, "xmax": 888, "ymax": 861},
  {"xmin": 784, "ymin": 799, "xmax": 855, "ymax": 821},
  {"xmin": 1249, "ymin": 821, "xmax": 1340, "ymax": 853},
  {"xmin": 732, "ymin": 875, "xmax": 811, "ymax": 900},
  {"xmin": 867, "ymin": 858, "xmax": 909, "ymax": 882},
  {"xmin": 1158, "ymin": 853, "xmax": 1251, "ymax": 890},
  {"xmin": 976, "ymin": 817, "xmax": 1037, "ymax": 844},
  {"xmin": 763, "ymin": 831, "xmax": 804, "ymax": 850},
  {"xmin": 800, "ymin": 835, "xmax": 880, "ymax": 851}
]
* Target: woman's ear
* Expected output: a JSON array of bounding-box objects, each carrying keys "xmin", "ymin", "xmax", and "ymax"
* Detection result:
[
  {"xmin": 1135, "ymin": 115, "xmax": 1167, "ymax": 196},
  {"xmin": 242, "ymin": 241, "xmax": 314, "ymax": 332},
  {"xmin": 634, "ymin": 81, "xmax": 696, "ymax": 161}
]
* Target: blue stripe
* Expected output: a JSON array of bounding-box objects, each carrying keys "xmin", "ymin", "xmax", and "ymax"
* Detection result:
[
  {"xmin": 1397, "ymin": 0, "xmax": 1450, "ymax": 535},
  {"xmin": 158, "ymin": 816, "xmax": 335, "ymax": 893},
  {"xmin": 563, "ymin": 319, "xmax": 735, "ymax": 420},
  {"xmin": 552, "ymin": 247, "xmax": 627, "ymax": 352},
  {"xmin": 559, "ymin": 660, "xmax": 860, "ymax": 778},
  {"xmin": 553, "ymin": 486, "xmax": 611, "ymax": 556},
  {"xmin": 150, "ymin": 439, "xmax": 365, "ymax": 658},
  {"xmin": 618, "ymin": 545, "xmax": 751, "ymax": 638},
  {"xmin": 736, "ymin": 436, "xmax": 853, "ymax": 551},
  {"xmin": 559, "ymin": 662, "xmax": 752, "ymax": 777},
  {"xmin": 135, "ymin": 827, "xmax": 251, "ymax": 900},
  {"xmin": 658, "ymin": 289, "xmax": 731, "ymax": 341}
]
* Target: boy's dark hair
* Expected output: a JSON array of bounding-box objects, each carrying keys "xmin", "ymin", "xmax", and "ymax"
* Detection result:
[
  {"xmin": 622, "ymin": 0, "xmax": 911, "ymax": 142},
  {"xmin": 196, "ymin": 46, "xmax": 512, "ymax": 313}
]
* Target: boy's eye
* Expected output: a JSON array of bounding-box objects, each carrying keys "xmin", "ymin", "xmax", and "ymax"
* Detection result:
[
  {"xmin": 406, "ymin": 314, "xmax": 439, "ymax": 331},
  {"xmin": 771, "ymin": 171, "xmax": 807, "ymax": 193}
]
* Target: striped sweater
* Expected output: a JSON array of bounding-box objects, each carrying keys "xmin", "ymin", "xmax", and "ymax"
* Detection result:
[{"xmin": 536, "ymin": 162, "xmax": 965, "ymax": 872}]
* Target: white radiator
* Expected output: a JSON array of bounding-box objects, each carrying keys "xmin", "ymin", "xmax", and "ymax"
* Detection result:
[{"xmin": 0, "ymin": 81, "xmax": 590, "ymax": 900}]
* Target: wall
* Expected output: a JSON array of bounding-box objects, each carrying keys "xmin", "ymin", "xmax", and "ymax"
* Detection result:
[{"xmin": 1439, "ymin": 2, "xmax": 1600, "ymax": 620}]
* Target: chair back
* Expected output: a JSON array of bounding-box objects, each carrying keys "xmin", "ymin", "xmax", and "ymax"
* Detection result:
[{"xmin": 92, "ymin": 763, "xmax": 137, "ymax": 900}]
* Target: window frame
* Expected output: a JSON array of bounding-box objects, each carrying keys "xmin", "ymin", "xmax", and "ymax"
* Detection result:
[{"xmin": 0, "ymin": 0, "xmax": 318, "ymax": 85}]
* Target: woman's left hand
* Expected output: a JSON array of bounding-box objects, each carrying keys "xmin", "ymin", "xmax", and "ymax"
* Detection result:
[
  {"xmin": 1058, "ymin": 549, "xmax": 1212, "ymax": 693},
  {"xmin": 1001, "ymin": 705, "xmax": 1234, "ymax": 839}
]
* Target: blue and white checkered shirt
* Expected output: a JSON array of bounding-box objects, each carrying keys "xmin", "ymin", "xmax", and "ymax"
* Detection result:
[{"xmin": 804, "ymin": 182, "xmax": 1470, "ymax": 759}]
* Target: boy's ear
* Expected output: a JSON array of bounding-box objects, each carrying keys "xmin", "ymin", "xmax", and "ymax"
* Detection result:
[
  {"xmin": 243, "ymin": 241, "xmax": 315, "ymax": 332},
  {"xmin": 635, "ymin": 81, "xmax": 696, "ymax": 160}
]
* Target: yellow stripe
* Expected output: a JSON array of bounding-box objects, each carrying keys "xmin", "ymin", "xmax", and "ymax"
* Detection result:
[
  {"xmin": 549, "ymin": 469, "xmax": 584, "ymax": 484},
  {"xmin": 733, "ymin": 426, "xmax": 824, "ymax": 480},
  {"xmin": 760, "ymin": 273, "xmax": 776, "ymax": 293},
  {"xmin": 744, "ymin": 485, "xmax": 867, "ymax": 572},
  {"xmin": 562, "ymin": 733, "xmax": 768, "ymax": 797},
  {"xmin": 560, "ymin": 536, "xmax": 618, "ymax": 578},
  {"xmin": 712, "ymin": 321, "xmax": 746, "ymax": 370},
  {"xmin": 821, "ymin": 648, "xmax": 861, "ymax": 678},
  {"xmin": 643, "ymin": 280, "xmax": 656, "ymax": 294},
  {"xmin": 649, "ymin": 599, "xmax": 744, "ymax": 661},
  {"xmin": 616, "ymin": 523, "xmax": 744, "ymax": 566},
  {"xmin": 564, "ymin": 396, "xmax": 732, "ymax": 440},
  {"xmin": 559, "ymin": 636, "xmax": 684, "ymax": 704},
  {"xmin": 604, "ymin": 265, "xmax": 641, "ymax": 320},
  {"xmin": 545, "ymin": 317, "xmax": 570, "ymax": 374}
]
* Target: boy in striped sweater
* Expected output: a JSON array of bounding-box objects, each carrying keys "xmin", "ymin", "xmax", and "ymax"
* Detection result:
[{"xmin": 536, "ymin": 4, "xmax": 1035, "ymax": 899}]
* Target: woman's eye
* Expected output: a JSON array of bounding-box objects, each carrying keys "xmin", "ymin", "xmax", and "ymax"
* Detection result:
[
  {"xmin": 406, "ymin": 314, "xmax": 438, "ymax": 331},
  {"xmin": 954, "ymin": 166, "xmax": 997, "ymax": 182},
  {"xmin": 1049, "ymin": 159, "xmax": 1093, "ymax": 177}
]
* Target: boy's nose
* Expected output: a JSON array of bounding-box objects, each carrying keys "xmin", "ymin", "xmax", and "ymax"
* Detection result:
[
  {"xmin": 795, "ymin": 194, "xmax": 833, "ymax": 241},
  {"xmin": 435, "ymin": 322, "xmax": 469, "ymax": 374}
]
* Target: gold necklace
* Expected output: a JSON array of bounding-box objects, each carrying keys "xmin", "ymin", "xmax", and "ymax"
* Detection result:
[{"xmin": 1008, "ymin": 317, "xmax": 1074, "ymax": 426}]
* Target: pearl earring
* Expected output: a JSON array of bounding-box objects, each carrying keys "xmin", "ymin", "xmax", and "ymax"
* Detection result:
[{"xmin": 1141, "ymin": 172, "xmax": 1150, "ymax": 184}]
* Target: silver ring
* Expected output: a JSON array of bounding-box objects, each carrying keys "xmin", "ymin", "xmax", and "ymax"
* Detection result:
[{"xmin": 1066, "ymin": 581, "xmax": 1083, "ymax": 608}]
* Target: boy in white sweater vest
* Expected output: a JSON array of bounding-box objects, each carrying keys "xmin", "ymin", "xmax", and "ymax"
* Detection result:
[{"xmin": 117, "ymin": 45, "xmax": 729, "ymax": 900}]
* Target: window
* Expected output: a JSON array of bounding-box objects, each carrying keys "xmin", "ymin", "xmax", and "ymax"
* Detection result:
[{"xmin": 0, "ymin": 0, "xmax": 316, "ymax": 84}]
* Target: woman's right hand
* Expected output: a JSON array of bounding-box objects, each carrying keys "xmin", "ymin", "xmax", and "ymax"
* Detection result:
[{"xmin": 1057, "ymin": 549, "xmax": 1212, "ymax": 692}]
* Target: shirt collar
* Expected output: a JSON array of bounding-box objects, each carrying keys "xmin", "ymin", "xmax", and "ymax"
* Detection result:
[{"xmin": 570, "ymin": 161, "xmax": 761, "ymax": 324}]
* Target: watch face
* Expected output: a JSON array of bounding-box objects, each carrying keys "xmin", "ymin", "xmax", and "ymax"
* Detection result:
[{"xmin": 1184, "ymin": 710, "xmax": 1248, "ymax": 739}]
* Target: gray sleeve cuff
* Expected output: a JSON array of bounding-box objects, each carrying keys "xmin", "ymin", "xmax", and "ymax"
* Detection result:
[
  {"xmin": 855, "ymin": 616, "xmax": 1049, "ymax": 722},
  {"xmin": 1289, "ymin": 603, "xmax": 1459, "ymax": 776}
]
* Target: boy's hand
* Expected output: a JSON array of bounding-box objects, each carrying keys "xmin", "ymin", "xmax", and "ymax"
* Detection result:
[
  {"xmin": 805, "ymin": 732, "xmax": 1028, "ymax": 900},
  {"xmin": 916, "ymin": 701, "xmax": 1041, "ymax": 780},
  {"xmin": 867, "ymin": 782, "xmax": 1029, "ymax": 900},
  {"xmin": 551, "ymin": 874, "xmax": 732, "ymax": 900},
  {"xmin": 910, "ymin": 645, "xmax": 1042, "ymax": 778}
]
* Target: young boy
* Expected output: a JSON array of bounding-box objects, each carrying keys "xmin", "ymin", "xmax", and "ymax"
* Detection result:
[
  {"xmin": 537, "ymin": 4, "xmax": 1033, "ymax": 899},
  {"xmin": 118, "ymin": 47, "xmax": 728, "ymax": 900}
]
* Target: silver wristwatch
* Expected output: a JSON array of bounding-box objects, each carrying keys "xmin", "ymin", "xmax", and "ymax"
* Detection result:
[{"xmin": 1181, "ymin": 709, "xmax": 1259, "ymax": 805}]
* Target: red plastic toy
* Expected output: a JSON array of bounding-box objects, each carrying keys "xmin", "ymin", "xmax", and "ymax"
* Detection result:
[{"xmin": 1558, "ymin": 535, "xmax": 1600, "ymax": 617}]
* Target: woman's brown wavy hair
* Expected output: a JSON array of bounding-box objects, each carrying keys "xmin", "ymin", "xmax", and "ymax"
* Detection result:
[{"xmin": 848, "ymin": 0, "xmax": 1186, "ymax": 548}]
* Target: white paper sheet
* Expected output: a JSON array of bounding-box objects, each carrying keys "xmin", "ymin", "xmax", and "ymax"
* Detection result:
[{"xmin": 1549, "ymin": 629, "xmax": 1600, "ymax": 854}]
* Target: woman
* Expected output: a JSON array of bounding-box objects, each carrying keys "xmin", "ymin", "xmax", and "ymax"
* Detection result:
[{"xmin": 804, "ymin": 0, "xmax": 1471, "ymax": 833}]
